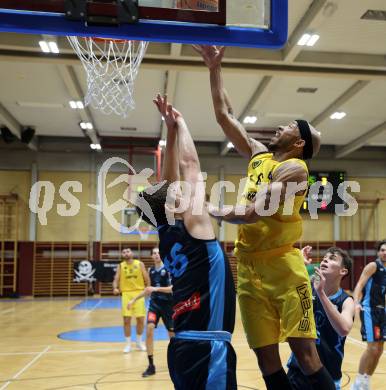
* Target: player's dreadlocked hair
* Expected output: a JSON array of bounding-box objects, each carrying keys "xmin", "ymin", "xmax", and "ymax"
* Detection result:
[{"xmin": 135, "ymin": 182, "xmax": 169, "ymax": 227}]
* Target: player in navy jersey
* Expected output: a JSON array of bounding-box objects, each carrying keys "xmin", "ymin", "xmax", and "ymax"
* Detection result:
[
  {"xmin": 351, "ymin": 240, "xmax": 386, "ymax": 390},
  {"xmin": 135, "ymin": 94, "xmax": 237, "ymax": 390},
  {"xmin": 287, "ymin": 246, "xmax": 355, "ymax": 390},
  {"xmin": 127, "ymin": 247, "xmax": 174, "ymax": 377}
]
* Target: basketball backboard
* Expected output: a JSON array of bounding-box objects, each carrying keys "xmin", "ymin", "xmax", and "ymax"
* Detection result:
[{"xmin": 0, "ymin": 0, "xmax": 287, "ymax": 48}]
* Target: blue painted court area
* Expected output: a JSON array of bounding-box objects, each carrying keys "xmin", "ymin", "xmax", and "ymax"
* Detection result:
[
  {"xmin": 72, "ymin": 298, "xmax": 121, "ymax": 310},
  {"xmin": 58, "ymin": 325, "xmax": 169, "ymax": 343}
]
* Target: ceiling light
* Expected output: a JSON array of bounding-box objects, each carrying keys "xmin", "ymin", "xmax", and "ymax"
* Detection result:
[
  {"xmin": 48, "ymin": 41, "xmax": 59, "ymax": 53},
  {"xmin": 69, "ymin": 100, "xmax": 84, "ymax": 109},
  {"xmin": 227, "ymin": 142, "xmax": 234, "ymax": 149},
  {"xmin": 297, "ymin": 34, "xmax": 311, "ymax": 46},
  {"xmin": 159, "ymin": 140, "xmax": 166, "ymax": 147},
  {"xmin": 243, "ymin": 116, "xmax": 257, "ymax": 124},
  {"xmin": 90, "ymin": 143, "xmax": 101, "ymax": 150},
  {"xmin": 330, "ymin": 112, "xmax": 346, "ymax": 120},
  {"xmin": 306, "ymin": 34, "xmax": 320, "ymax": 46},
  {"xmin": 39, "ymin": 40, "xmax": 50, "ymax": 53},
  {"xmin": 297, "ymin": 33, "xmax": 319, "ymax": 47},
  {"xmin": 80, "ymin": 122, "xmax": 93, "ymax": 130},
  {"xmin": 39, "ymin": 40, "xmax": 60, "ymax": 53}
]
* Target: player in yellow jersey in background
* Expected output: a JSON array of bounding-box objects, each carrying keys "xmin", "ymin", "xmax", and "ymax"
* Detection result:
[
  {"xmin": 113, "ymin": 248, "xmax": 150, "ymax": 353},
  {"xmin": 196, "ymin": 45, "xmax": 336, "ymax": 390}
]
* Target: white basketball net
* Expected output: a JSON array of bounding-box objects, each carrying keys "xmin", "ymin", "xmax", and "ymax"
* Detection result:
[{"xmin": 67, "ymin": 37, "xmax": 148, "ymax": 117}]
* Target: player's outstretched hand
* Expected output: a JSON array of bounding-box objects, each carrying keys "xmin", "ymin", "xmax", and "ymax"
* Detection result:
[
  {"xmin": 127, "ymin": 299, "xmax": 134, "ymax": 310},
  {"xmin": 313, "ymin": 267, "xmax": 326, "ymax": 294},
  {"xmin": 192, "ymin": 45, "xmax": 225, "ymax": 69},
  {"xmin": 301, "ymin": 245, "xmax": 313, "ymax": 265},
  {"xmin": 153, "ymin": 93, "xmax": 182, "ymax": 130},
  {"xmin": 113, "ymin": 288, "xmax": 120, "ymax": 295},
  {"xmin": 354, "ymin": 302, "xmax": 363, "ymax": 314}
]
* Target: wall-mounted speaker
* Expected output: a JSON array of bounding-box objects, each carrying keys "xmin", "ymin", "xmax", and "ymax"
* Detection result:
[{"xmin": 21, "ymin": 127, "xmax": 35, "ymax": 144}]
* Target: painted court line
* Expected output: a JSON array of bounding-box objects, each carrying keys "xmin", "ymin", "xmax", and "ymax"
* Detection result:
[
  {"xmin": 0, "ymin": 308, "xmax": 15, "ymax": 315},
  {"xmin": 0, "ymin": 348, "xmax": 121, "ymax": 356},
  {"xmin": 0, "ymin": 345, "xmax": 51, "ymax": 390},
  {"xmin": 80, "ymin": 300, "xmax": 103, "ymax": 319},
  {"xmin": 347, "ymin": 336, "xmax": 386, "ymax": 355}
]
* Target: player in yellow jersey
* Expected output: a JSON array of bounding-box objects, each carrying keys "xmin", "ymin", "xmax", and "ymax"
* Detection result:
[
  {"xmin": 113, "ymin": 247, "xmax": 150, "ymax": 353},
  {"xmin": 196, "ymin": 45, "xmax": 336, "ymax": 390}
]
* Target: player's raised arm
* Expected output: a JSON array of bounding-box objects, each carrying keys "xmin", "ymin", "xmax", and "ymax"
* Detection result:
[
  {"xmin": 153, "ymin": 94, "xmax": 180, "ymax": 183},
  {"xmin": 193, "ymin": 45, "xmax": 267, "ymax": 159},
  {"xmin": 313, "ymin": 267, "xmax": 354, "ymax": 337},
  {"xmin": 174, "ymin": 113, "xmax": 215, "ymax": 240},
  {"xmin": 209, "ymin": 160, "xmax": 308, "ymax": 224}
]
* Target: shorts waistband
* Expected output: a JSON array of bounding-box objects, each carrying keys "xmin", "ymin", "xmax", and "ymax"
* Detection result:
[
  {"xmin": 235, "ymin": 244, "xmax": 295, "ymax": 263},
  {"xmin": 174, "ymin": 330, "xmax": 232, "ymax": 342}
]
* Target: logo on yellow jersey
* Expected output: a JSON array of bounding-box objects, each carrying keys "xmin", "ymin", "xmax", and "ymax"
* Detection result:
[
  {"xmin": 252, "ymin": 160, "xmax": 262, "ymax": 169},
  {"xmin": 246, "ymin": 191, "xmax": 257, "ymax": 201}
]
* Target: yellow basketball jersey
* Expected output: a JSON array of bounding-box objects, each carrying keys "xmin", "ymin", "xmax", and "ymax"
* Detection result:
[
  {"xmin": 119, "ymin": 259, "xmax": 145, "ymax": 292},
  {"xmin": 235, "ymin": 152, "xmax": 308, "ymax": 258}
]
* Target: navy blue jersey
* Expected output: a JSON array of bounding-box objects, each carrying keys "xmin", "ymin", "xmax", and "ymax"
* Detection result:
[
  {"xmin": 361, "ymin": 259, "xmax": 386, "ymax": 309},
  {"xmin": 149, "ymin": 265, "xmax": 172, "ymax": 301},
  {"xmin": 288, "ymin": 288, "xmax": 352, "ymax": 380},
  {"xmin": 158, "ymin": 220, "xmax": 236, "ymax": 333}
]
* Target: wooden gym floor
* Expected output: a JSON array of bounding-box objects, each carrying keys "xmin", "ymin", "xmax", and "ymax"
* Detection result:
[{"xmin": 0, "ymin": 297, "xmax": 385, "ymax": 390}]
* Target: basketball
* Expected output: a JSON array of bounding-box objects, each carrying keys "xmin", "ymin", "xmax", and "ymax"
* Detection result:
[{"xmin": 176, "ymin": 0, "xmax": 218, "ymax": 12}]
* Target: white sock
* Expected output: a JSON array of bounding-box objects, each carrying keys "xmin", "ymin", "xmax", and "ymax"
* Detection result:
[
  {"xmin": 136, "ymin": 334, "xmax": 142, "ymax": 343},
  {"xmin": 125, "ymin": 336, "xmax": 131, "ymax": 344},
  {"xmin": 355, "ymin": 374, "xmax": 370, "ymax": 384}
]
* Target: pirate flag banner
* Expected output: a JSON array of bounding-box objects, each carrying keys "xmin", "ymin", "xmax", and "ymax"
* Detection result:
[{"xmin": 73, "ymin": 260, "xmax": 120, "ymax": 283}]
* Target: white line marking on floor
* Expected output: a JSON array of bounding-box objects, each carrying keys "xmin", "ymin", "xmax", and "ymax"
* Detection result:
[
  {"xmin": 347, "ymin": 336, "xmax": 386, "ymax": 355},
  {"xmin": 81, "ymin": 300, "xmax": 103, "ymax": 319},
  {"xmin": 0, "ymin": 345, "xmax": 51, "ymax": 390},
  {"xmin": 0, "ymin": 348, "xmax": 121, "ymax": 356},
  {"xmin": 0, "ymin": 308, "xmax": 15, "ymax": 315}
]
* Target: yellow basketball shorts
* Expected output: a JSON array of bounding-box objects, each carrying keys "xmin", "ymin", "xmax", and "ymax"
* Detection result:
[
  {"xmin": 121, "ymin": 291, "xmax": 146, "ymax": 318},
  {"xmin": 237, "ymin": 247, "xmax": 316, "ymax": 349}
]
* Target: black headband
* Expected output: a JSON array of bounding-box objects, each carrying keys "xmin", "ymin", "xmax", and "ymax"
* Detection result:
[{"xmin": 296, "ymin": 119, "xmax": 313, "ymax": 160}]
